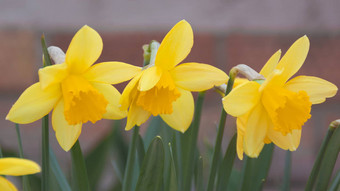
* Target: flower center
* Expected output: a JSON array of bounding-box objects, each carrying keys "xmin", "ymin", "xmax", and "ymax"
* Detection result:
[
  {"xmin": 61, "ymin": 75, "xmax": 108, "ymax": 125},
  {"xmin": 262, "ymin": 87, "xmax": 312, "ymax": 135},
  {"xmin": 136, "ymin": 72, "xmax": 181, "ymax": 116}
]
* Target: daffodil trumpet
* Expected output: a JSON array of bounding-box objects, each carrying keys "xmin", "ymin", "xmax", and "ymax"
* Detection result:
[
  {"xmin": 120, "ymin": 20, "xmax": 228, "ymax": 132},
  {"xmin": 6, "ymin": 25, "xmax": 141, "ymax": 151},
  {"xmin": 222, "ymin": 36, "xmax": 338, "ymax": 160}
]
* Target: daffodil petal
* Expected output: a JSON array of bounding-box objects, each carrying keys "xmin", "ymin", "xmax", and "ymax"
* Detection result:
[
  {"xmin": 0, "ymin": 158, "xmax": 40, "ymax": 176},
  {"xmin": 65, "ymin": 25, "xmax": 103, "ymax": 73},
  {"xmin": 171, "ymin": 62, "xmax": 228, "ymax": 91},
  {"xmin": 160, "ymin": 88, "xmax": 194, "ymax": 133},
  {"xmin": 222, "ymin": 81, "xmax": 261, "ymax": 117},
  {"xmin": 267, "ymin": 127, "xmax": 301, "ymax": 151},
  {"xmin": 38, "ymin": 63, "xmax": 68, "ymax": 89},
  {"xmin": 125, "ymin": 102, "xmax": 151, "ymax": 131},
  {"xmin": 244, "ymin": 104, "xmax": 268, "ymax": 158},
  {"xmin": 91, "ymin": 82, "xmax": 127, "ymax": 119},
  {"xmin": 236, "ymin": 115, "xmax": 247, "ymax": 160},
  {"xmin": 6, "ymin": 83, "xmax": 61, "ymax": 124},
  {"xmin": 260, "ymin": 50, "xmax": 281, "ymax": 78},
  {"xmin": 0, "ymin": 176, "xmax": 17, "ymax": 191},
  {"xmin": 285, "ymin": 76, "xmax": 338, "ymax": 104},
  {"xmin": 155, "ymin": 20, "xmax": 193, "ymax": 70},
  {"xmin": 275, "ymin": 36, "xmax": 310, "ymax": 83},
  {"xmin": 138, "ymin": 66, "xmax": 162, "ymax": 91},
  {"xmin": 52, "ymin": 99, "xmax": 82, "ymax": 151},
  {"xmin": 83, "ymin": 62, "xmax": 141, "ymax": 84},
  {"xmin": 120, "ymin": 71, "xmax": 144, "ymax": 111}
]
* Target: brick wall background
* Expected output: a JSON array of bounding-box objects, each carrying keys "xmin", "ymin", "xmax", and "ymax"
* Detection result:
[{"xmin": 1, "ymin": 1, "xmax": 340, "ymax": 190}]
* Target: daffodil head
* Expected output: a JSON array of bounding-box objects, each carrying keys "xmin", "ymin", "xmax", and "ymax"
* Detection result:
[
  {"xmin": 121, "ymin": 20, "xmax": 228, "ymax": 131},
  {"xmin": 223, "ymin": 35, "xmax": 338, "ymax": 159}
]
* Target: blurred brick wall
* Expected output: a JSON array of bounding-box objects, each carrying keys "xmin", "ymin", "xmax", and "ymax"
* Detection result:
[{"xmin": 1, "ymin": 1, "xmax": 340, "ymax": 190}]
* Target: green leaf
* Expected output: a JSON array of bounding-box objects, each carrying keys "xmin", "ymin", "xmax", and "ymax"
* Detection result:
[
  {"xmin": 216, "ymin": 134, "xmax": 237, "ymax": 191},
  {"xmin": 329, "ymin": 170, "xmax": 340, "ymax": 191},
  {"xmin": 144, "ymin": 116, "xmax": 163, "ymax": 149},
  {"xmin": 163, "ymin": 143, "xmax": 178, "ymax": 191},
  {"xmin": 50, "ymin": 149, "xmax": 72, "ymax": 191},
  {"xmin": 305, "ymin": 125, "xmax": 336, "ymax": 191},
  {"xmin": 85, "ymin": 131, "xmax": 112, "ymax": 190},
  {"xmin": 315, "ymin": 124, "xmax": 340, "ymax": 190},
  {"xmin": 240, "ymin": 143, "xmax": 274, "ymax": 191},
  {"xmin": 71, "ymin": 141, "xmax": 91, "ymax": 191},
  {"xmin": 135, "ymin": 136, "xmax": 165, "ymax": 191}
]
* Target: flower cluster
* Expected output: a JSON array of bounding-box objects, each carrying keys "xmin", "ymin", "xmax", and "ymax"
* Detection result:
[
  {"xmin": 6, "ymin": 20, "xmax": 228, "ymax": 151},
  {"xmin": 6, "ymin": 20, "xmax": 338, "ymax": 161}
]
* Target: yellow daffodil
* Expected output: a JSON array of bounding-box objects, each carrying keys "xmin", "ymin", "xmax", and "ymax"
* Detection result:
[
  {"xmin": 120, "ymin": 20, "xmax": 228, "ymax": 132},
  {"xmin": 7, "ymin": 26, "xmax": 141, "ymax": 151},
  {"xmin": 222, "ymin": 36, "xmax": 338, "ymax": 159},
  {"xmin": 0, "ymin": 158, "xmax": 40, "ymax": 191}
]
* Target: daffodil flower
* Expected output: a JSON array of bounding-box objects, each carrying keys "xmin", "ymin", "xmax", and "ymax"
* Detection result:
[
  {"xmin": 222, "ymin": 36, "xmax": 338, "ymax": 159},
  {"xmin": 6, "ymin": 26, "xmax": 141, "ymax": 151},
  {"xmin": 0, "ymin": 158, "xmax": 40, "ymax": 191},
  {"xmin": 120, "ymin": 20, "xmax": 228, "ymax": 132}
]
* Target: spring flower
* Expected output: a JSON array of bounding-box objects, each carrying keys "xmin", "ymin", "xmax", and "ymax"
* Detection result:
[
  {"xmin": 6, "ymin": 26, "xmax": 141, "ymax": 151},
  {"xmin": 222, "ymin": 36, "xmax": 338, "ymax": 159},
  {"xmin": 0, "ymin": 158, "xmax": 40, "ymax": 191},
  {"xmin": 120, "ymin": 20, "xmax": 228, "ymax": 132}
]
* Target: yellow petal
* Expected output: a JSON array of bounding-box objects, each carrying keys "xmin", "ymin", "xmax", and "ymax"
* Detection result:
[
  {"xmin": 65, "ymin": 25, "xmax": 103, "ymax": 74},
  {"xmin": 160, "ymin": 88, "xmax": 194, "ymax": 133},
  {"xmin": 275, "ymin": 36, "xmax": 310, "ymax": 84},
  {"xmin": 38, "ymin": 63, "xmax": 68, "ymax": 90},
  {"xmin": 120, "ymin": 71, "xmax": 144, "ymax": 111},
  {"xmin": 236, "ymin": 116, "xmax": 247, "ymax": 160},
  {"xmin": 233, "ymin": 78, "xmax": 249, "ymax": 88},
  {"xmin": 125, "ymin": 102, "xmax": 151, "ymax": 131},
  {"xmin": 138, "ymin": 66, "xmax": 162, "ymax": 91},
  {"xmin": 244, "ymin": 104, "xmax": 268, "ymax": 158},
  {"xmin": 83, "ymin": 62, "xmax": 141, "ymax": 84},
  {"xmin": 0, "ymin": 176, "xmax": 17, "ymax": 191},
  {"xmin": 171, "ymin": 62, "xmax": 228, "ymax": 91},
  {"xmin": 0, "ymin": 158, "xmax": 40, "ymax": 176},
  {"xmin": 91, "ymin": 82, "xmax": 127, "ymax": 119},
  {"xmin": 260, "ymin": 50, "xmax": 281, "ymax": 78},
  {"xmin": 222, "ymin": 81, "xmax": 261, "ymax": 117},
  {"xmin": 155, "ymin": 20, "xmax": 193, "ymax": 70},
  {"xmin": 267, "ymin": 127, "xmax": 301, "ymax": 151},
  {"xmin": 285, "ymin": 76, "xmax": 338, "ymax": 104},
  {"xmin": 6, "ymin": 83, "xmax": 61, "ymax": 124},
  {"xmin": 52, "ymin": 99, "xmax": 82, "ymax": 151}
]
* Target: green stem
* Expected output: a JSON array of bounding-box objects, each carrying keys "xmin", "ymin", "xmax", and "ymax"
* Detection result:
[
  {"xmin": 182, "ymin": 91, "xmax": 206, "ymax": 191},
  {"xmin": 71, "ymin": 141, "xmax": 91, "ymax": 191},
  {"xmin": 15, "ymin": 124, "xmax": 31, "ymax": 191},
  {"xmin": 281, "ymin": 151, "xmax": 291, "ymax": 191},
  {"xmin": 41, "ymin": 34, "xmax": 52, "ymax": 191},
  {"xmin": 15, "ymin": 124, "xmax": 24, "ymax": 158},
  {"xmin": 206, "ymin": 71, "xmax": 236, "ymax": 191},
  {"xmin": 304, "ymin": 126, "xmax": 336, "ymax": 191},
  {"xmin": 122, "ymin": 126, "xmax": 140, "ymax": 191},
  {"xmin": 42, "ymin": 116, "xmax": 49, "ymax": 191}
]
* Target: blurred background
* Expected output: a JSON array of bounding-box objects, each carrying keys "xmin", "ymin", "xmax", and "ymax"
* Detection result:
[{"xmin": 1, "ymin": 0, "xmax": 340, "ymax": 190}]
